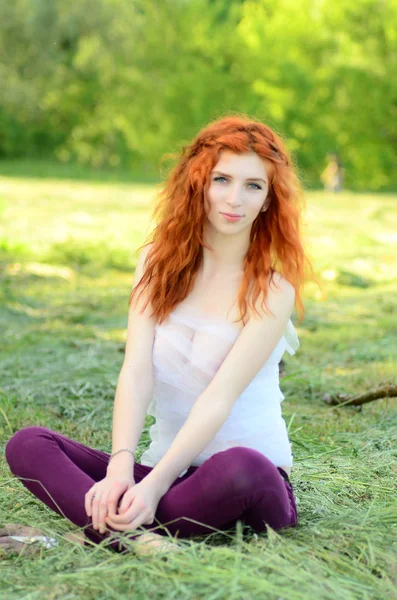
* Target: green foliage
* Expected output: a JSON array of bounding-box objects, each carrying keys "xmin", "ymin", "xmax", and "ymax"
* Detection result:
[
  {"xmin": 0, "ymin": 238, "xmax": 31, "ymax": 263},
  {"xmin": 45, "ymin": 239, "xmax": 135, "ymax": 272},
  {"xmin": 0, "ymin": 0, "xmax": 396, "ymax": 190}
]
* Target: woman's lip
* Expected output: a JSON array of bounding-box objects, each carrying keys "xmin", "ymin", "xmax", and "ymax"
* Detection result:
[{"xmin": 220, "ymin": 212, "xmax": 243, "ymax": 218}]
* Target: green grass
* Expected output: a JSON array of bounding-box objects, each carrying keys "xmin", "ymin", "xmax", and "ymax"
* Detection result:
[
  {"xmin": 0, "ymin": 158, "xmax": 160, "ymax": 184},
  {"xmin": 0, "ymin": 171, "xmax": 396, "ymax": 599}
]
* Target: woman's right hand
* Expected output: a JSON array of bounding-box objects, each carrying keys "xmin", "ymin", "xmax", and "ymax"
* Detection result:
[{"xmin": 85, "ymin": 471, "xmax": 135, "ymax": 535}]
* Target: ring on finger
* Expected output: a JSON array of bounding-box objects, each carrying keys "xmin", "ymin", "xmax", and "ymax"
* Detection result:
[{"xmin": 92, "ymin": 492, "xmax": 101, "ymax": 528}]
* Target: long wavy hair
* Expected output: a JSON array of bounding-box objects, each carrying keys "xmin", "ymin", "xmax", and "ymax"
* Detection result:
[{"xmin": 129, "ymin": 113, "xmax": 317, "ymax": 325}]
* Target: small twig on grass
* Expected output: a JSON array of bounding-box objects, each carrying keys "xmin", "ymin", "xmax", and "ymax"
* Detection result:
[{"xmin": 323, "ymin": 384, "xmax": 397, "ymax": 407}]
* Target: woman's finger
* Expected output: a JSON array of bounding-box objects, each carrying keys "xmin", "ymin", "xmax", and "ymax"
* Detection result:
[
  {"xmin": 105, "ymin": 516, "xmax": 132, "ymax": 532},
  {"xmin": 128, "ymin": 511, "xmax": 153, "ymax": 531},
  {"xmin": 92, "ymin": 492, "xmax": 103, "ymax": 530},
  {"xmin": 107, "ymin": 511, "xmax": 150, "ymax": 532},
  {"xmin": 110, "ymin": 497, "xmax": 141, "ymax": 523},
  {"xmin": 118, "ymin": 493, "xmax": 134, "ymax": 516},
  {"xmin": 85, "ymin": 487, "xmax": 96, "ymax": 517},
  {"xmin": 106, "ymin": 498, "xmax": 142, "ymax": 525},
  {"xmin": 105, "ymin": 516, "xmax": 122, "ymax": 531},
  {"xmin": 98, "ymin": 491, "xmax": 110, "ymax": 534},
  {"xmin": 109, "ymin": 504, "xmax": 135, "ymax": 524},
  {"xmin": 106, "ymin": 482, "xmax": 127, "ymax": 519},
  {"xmin": 105, "ymin": 518, "xmax": 128, "ymax": 531}
]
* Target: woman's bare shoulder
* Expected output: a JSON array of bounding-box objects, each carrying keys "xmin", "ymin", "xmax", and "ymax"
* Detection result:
[
  {"xmin": 246, "ymin": 270, "xmax": 295, "ymax": 320},
  {"xmin": 268, "ymin": 270, "xmax": 294, "ymax": 292},
  {"xmin": 138, "ymin": 242, "xmax": 154, "ymax": 265}
]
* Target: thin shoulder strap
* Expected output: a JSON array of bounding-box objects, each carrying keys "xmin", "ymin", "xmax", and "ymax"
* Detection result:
[{"xmin": 283, "ymin": 319, "xmax": 300, "ymax": 355}]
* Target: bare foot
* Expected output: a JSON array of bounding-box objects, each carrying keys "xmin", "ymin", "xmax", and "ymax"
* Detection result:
[
  {"xmin": 64, "ymin": 531, "xmax": 87, "ymax": 546},
  {"xmin": 65, "ymin": 528, "xmax": 181, "ymax": 555},
  {"xmin": 0, "ymin": 523, "xmax": 181, "ymax": 558},
  {"xmin": 0, "ymin": 523, "xmax": 59, "ymax": 557},
  {"xmin": 130, "ymin": 532, "xmax": 183, "ymax": 557}
]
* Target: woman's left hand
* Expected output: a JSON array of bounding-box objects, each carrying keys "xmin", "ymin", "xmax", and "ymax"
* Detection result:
[{"xmin": 105, "ymin": 479, "xmax": 163, "ymax": 532}]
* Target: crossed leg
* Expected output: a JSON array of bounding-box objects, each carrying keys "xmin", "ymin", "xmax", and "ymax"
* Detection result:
[{"xmin": 5, "ymin": 426, "xmax": 297, "ymax": 552}]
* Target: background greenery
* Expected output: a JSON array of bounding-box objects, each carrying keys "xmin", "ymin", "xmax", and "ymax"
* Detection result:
[
  {"xmin": 1, "ymin": 0, "xmax": 396, "ymax": 190},
  {"xmin": 0, "ymin": 0, "xmax": 396, "ymax": 597},
  {"xmin": 0, "ymin": 169, "xmax": 396, "ymax": 598}
]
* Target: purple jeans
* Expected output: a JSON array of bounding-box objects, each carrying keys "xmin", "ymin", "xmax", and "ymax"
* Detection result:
[{"xmin": 5, "ymin": 426, "xmax": 298, "ymax": 552}]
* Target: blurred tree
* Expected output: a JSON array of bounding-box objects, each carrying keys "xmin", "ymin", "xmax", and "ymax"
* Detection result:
[{"xmin": 0, "ymin": 0, "xmax": 395, "ymax": 190}]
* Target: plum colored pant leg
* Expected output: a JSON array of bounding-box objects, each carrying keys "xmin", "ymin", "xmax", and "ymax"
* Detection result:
[{"xmin": 5, "ymin": 426, "xmax": 298, "ymax": 552}]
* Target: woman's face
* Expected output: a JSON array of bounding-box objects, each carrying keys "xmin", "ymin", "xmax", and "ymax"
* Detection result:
[{"xmin": 204, "ymin": 150, "xmax": 270, "ymax": 234}]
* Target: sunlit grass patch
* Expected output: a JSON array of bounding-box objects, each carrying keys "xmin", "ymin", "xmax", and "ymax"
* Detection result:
[{"xmin": 0, "ymin": 175, "xmax": 396, "ymax": 599}]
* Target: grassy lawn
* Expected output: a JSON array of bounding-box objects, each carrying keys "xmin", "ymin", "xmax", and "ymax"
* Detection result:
[{"xmin": 0, "ymin": 169, "xmax": 396, "ymax": 599}]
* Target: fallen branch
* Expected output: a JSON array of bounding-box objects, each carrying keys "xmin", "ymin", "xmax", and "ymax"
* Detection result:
[{"xmin": 323, "ymin": 383, "xmax": 397, "ymax": 407}]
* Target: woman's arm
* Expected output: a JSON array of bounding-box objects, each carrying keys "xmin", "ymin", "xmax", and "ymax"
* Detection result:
[
  {"xmin": 107, "ymin": 366, "xmax": 153, "ymax": 473},
  {"xmin": 107, "ymin": 244, "xmax": 156, "ymax": 474},
  {"xmin": 143, "ymin": 274, "xmax": 295, "ymax": 494}
]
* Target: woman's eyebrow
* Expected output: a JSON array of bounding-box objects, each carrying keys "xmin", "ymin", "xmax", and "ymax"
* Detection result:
[{"xmin": 211, "ymin": 170, "xmax": 267, "ymax": 184}]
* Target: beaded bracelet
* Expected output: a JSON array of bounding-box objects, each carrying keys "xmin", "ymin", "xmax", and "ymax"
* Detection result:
[{"xmin": 109, "ymin": 448, "xmax": 136, "ymax": 461}]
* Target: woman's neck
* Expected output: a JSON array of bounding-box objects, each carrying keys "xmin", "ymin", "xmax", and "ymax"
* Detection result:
[{"xmin": 201, "ymin": 223, "xmax": 249, "ymax": 278}]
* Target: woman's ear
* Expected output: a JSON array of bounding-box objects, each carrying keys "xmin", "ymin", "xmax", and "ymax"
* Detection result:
[
  {"xmin": 261, "ymin": 185, "xmax": 274, "ymax": 211},
  {"xmin": 261, "ymin": 196, "xmax": 270, "ymax": 212}
]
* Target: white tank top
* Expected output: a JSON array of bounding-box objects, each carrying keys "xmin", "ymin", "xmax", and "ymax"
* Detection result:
[{"xmin": 140, "ymin": 303, "xmax": 300, "ymax": 477}]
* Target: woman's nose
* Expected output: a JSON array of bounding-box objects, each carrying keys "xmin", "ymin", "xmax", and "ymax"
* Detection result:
[{"xmin": 226, "ymin": 186, "xmax": 243, "ymax": 207}]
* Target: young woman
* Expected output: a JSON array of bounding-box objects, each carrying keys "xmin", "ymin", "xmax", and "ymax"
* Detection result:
[{"xmin": 4, "ymin": 114, "xmax": 314, "ymax": 557}]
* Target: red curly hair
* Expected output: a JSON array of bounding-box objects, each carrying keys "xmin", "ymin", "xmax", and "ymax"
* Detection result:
[{"xmin": 129, "ymin": 113, "xmax": 317, "ymax": 325}]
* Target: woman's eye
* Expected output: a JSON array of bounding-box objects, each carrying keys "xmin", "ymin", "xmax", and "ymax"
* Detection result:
[{"xmin": 213, "ymin": 177, "xmax": 262, "ymax": 190}]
